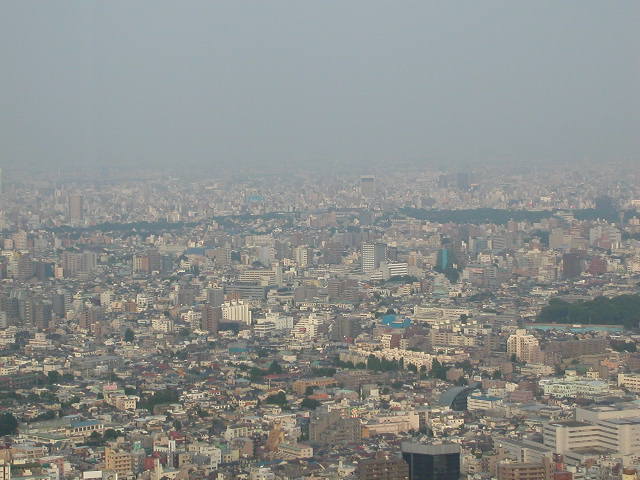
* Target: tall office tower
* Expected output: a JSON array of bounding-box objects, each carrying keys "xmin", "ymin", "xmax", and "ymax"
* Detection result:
[
  {"xmin": 68, "ymin": 194, "xmax": 84, "ymax": 225},
  {"xmin": 201, "ymin": 304, "xmax": 221, "ymax": 334},
  {"xmin": 562, "ymin": 253, "xmax": 582, "ymax": 279},
  {"xmin": 356, "ymin": 453, "xmax": 410, "ymax": 480},
  {"xmin": 206, "ymin": 287, "xmax": 225, "ymax": 307},
  {"xmin": 401, "ymin": 442, "xmax": 461, "ymax": 480},
  {"xmin": 360, "ymin": 176, "xmax": 376, "ymax": 197},
  {"xmin": 362, "ymin": 242, "xmax": 387, "ymax": 273},
  {"xmin": 52, "ymin": 293, "xmax": 66, "ymax": 318},
  {"xmin": 12, "ymin": 253, "xmax": 34, "ymax": 282},
  {"xmin": 294, "ymin": 245, "xmax": 312, "ymax": 267},
  {"xmin": 1, "ymin": 297, "xmax": 19, "ymax": 325},
  {"xmin": 33, "ymin": 302, "xmax": 52, "ymax": 330},
  {"xmin": 331, "ymin": 316, "xmax": 361, "ymax": 342},
  {"xmin": 456, "ymin": 172, "xmax": 470, "ymax": 191}
]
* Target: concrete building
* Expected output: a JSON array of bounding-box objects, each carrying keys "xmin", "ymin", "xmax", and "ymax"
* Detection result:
[
  {"xmin": 362, "ymin": 242, "xmax": 387, "ymax": 273},
  {"xmin": 544, "ymin": 404, "xmax": 640, "ymax": 465},
  {"xmin": 507, "ymin": 329, "xmax": 543, "ymax": 363},
  {"xmin": 309, "ymin": 407, "xmax": 362, "ymax": 446},
  {"xmin": 221, "ymin": 300, "xmax": 252, "ymax": 325},
  {"xmin": 356, "ymin": 453, "xmax": 409, "ymax": 480},
  {"xmin": 497, "ymin": 462, "xmax": 551, "ymax": 480},
  {"xmin": 618, "ymin": 373, "xmax": 640, "ymax": 393},
  {"xmin": 104, "ymin": 448, "xmax": 133, "ymax": 476}
]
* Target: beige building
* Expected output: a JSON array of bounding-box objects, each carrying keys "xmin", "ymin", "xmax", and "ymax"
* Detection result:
[
  {"xmin": 507, "ymin": 329, "xmax": 543, "ymax": 363},
  {"xmin": 105, "ymin": 447, "xmax": 133, "ymax": 476},
  {"xmin": 618, "ymin": 373, "xmax": 640, "ymax": 393}
]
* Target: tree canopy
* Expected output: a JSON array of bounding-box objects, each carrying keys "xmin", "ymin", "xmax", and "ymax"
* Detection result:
[
  {"xmin": 0, "ymin": 413, "xmax": 18, "ymax": 436},
  {"xmin": 536, "ymin": 295, "xmax": 640, "ymax": 329}
]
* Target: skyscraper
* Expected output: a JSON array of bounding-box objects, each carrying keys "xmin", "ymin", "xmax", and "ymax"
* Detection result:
[
  {"xmin": 362, "ymin": 242, "xmax": 387, "ymax": 273},
  {"xmin": 360, "ymin": 176, "xmax": 375, "ymax": 197},
  {"xmin": 201, "ymin": 304, "xmax": 221, "ymax": 334},
  {"xmin": 68, "ymin": 194, "xmax": 84, "ymax": 225},
  {"xmin": 401, "ymin": 442, "xmax": 460, "ymax": 480},
  {"xmin": 206, "ymin": 287, "xmax": 225, "ymax": 308},
  {"xmin": 562, "ymin": 253, "xmax": 582, "ymax": 279}
]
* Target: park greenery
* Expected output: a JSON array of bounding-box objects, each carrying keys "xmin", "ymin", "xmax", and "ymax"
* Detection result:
[
  {"xmin": 140, "ymin": 389, "xmax": 180, "ymax": 412},
  {"xmin": 536, "ymin": 295, "xmax": 640, "ymax": 330},
  {"xmin": 400, "ymin": 206, "xmax": 630, "ymax": 226}
]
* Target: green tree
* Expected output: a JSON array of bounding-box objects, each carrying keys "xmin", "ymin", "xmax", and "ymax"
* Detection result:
[
  {"xmin": 266, "ymin": 391, "xmax": 288, "ymax": 407},
  {"xmin": 47, "ymin": 371, "xmax": 61, "ymax": 385},
  {"xmin": 124, "ymin": 328, "xmax": 135, "ymax": 343},
  {"xmin": 430, "ymin": 359, "xmax": 448, "ymax": 380},
  {"xmin": 103, "ymin": 428, "xmax": 120, "ymax": 441},
  {"xmin": 0, "ymin": 413, "xmax": 18, "ymax": 436},
  {"xmin": 86, "ymin": 431, "xmax": 103, "ymax": 445},
  {"xmin": 267, "ymin": 361, "xmax": 283, "ymax": 374},
  {"xmin": 300, "ymin": 398, "xmax": 320, "ymax": 410}
]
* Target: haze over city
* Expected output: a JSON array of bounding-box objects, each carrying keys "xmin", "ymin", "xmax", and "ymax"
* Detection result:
[
  {"xmin": 1, "ymin": 1, "xmax": 639, "ymax": 175},
  {"xmin": 1, "ymin": 2, "xmax": 640, "ymax": 480}
]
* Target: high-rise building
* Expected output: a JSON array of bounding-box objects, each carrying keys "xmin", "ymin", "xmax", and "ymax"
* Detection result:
[
  {"xmin": 33, "ymin": 301, "xmax": 52, "ymax": 330},
  {"xmin": 61, "ymin": 251, "xmax": 97, "ymax": 278},
  {"xmin": 52, "ymin": 293, "xmax": 66, "ymax": 318},
  {"xmin": 133, "ymin": 250, "xmax": 165, "ymax": 274},
  {"xmin": 401, "ymin": 442, "xmax": 461, "ymax": 480},
  {"xmin": 206, "ymin": 287, "xmax": 225, "ymax": 307},
  {"xmin": 222, "ymin": 300, "xmax": 252, "ymax": 325},
  {"xmin": 362, "ymin": 242, "xmax": 387, "ymax": 273},
  {"xmin": 506, "ymin": 329, "xmax": 543, "ymax": 363},
  {"xmin": 294, "ymin": 246, "xmax": 312, "ymax": 267},
  {"xmin": 360, "ymin": 176, "xmax": 375, "ymax": 197},
  {"xmin": 562, "ymin": 253, "xmax": 582, "ymax": 279},
  {"xmin": 201, "ymin": 304, "xmax": 221, "ymax": 334},
  {"xmin": 104, "ymin": 447, "xmax": 133, "ymax": 476},
  {"xmin": 332, "ymin": 316, "xmax": 361, "ymax": 342},
  {"xmin": 68, "ymin": 194, "xmax": 84, "ymax": 225},
  {"xmin": 309, "ymin": 406, "xmax": 362, "ymax": 446},
  {"xmin": 0, "ymin": 459, "xmax": 10, "ymax": 480}
]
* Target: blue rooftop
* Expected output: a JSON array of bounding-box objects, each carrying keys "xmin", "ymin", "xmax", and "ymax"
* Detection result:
[{"xmin": 381, "ymin": 314, "xmax": 411, "ymax": 328}]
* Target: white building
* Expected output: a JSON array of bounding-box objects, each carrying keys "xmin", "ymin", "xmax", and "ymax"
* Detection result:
[
  {"xmin": 540, "ymin": 376, "xmax": 609, "ymax": 399},
  {"xmin": 618, "ymin": 373, "xmax": 640, "ymax": 393},
  {"xmin": 544, "ymin": 404, "xmax": 640, "ymax": 465},
  {"xmin": 222, "ymin": 300, "xmax": 252, "ymax": 325},
  {"xmin": 467, "ymin": 393, "xmax": 503, "ymax": 411}
]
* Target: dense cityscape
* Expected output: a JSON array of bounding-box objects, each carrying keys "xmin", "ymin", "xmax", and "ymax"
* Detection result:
[{"xmin": 0, "ymin": 166, "xmax": 640, "ymax": 480}]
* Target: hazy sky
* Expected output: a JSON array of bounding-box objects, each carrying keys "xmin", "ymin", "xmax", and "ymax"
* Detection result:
[{"xmin": 1, "ymin": 1, "xmax": 638, "ymax": 174}]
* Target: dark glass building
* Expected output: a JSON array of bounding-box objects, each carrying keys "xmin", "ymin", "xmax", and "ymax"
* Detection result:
[{"xmin": 401, "ymin": 442, "xmax": 460, "ymax": 480}]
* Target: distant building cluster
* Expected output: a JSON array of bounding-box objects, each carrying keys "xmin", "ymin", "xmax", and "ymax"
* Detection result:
[{"xmin": 0, "ymin": 167, "xmax": 638, "ymax": 478}]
